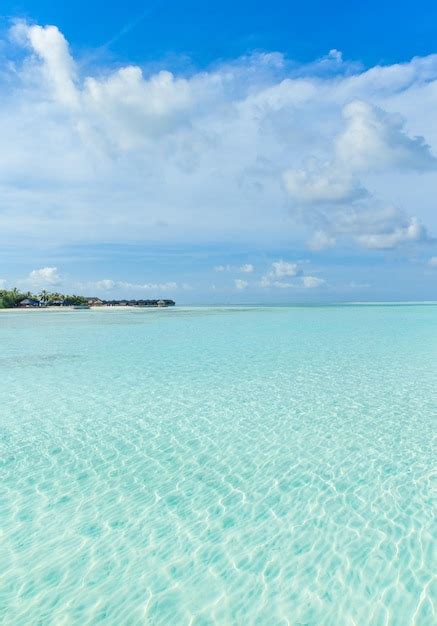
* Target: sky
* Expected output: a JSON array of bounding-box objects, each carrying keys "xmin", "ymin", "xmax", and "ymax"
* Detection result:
[{"xmin": 0, "ymin": 1, "xmax": 437, "ymax": 303}]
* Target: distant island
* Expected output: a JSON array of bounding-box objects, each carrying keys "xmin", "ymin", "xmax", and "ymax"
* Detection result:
[{"xmin": 0, "ymin": 289, "xmax": 175, "ymax": 309}]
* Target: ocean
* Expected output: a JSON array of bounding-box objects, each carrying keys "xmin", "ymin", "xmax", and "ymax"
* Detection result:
[{"xmin": 1, "ymin": 305, "xmax": 435, "ymax": 625}]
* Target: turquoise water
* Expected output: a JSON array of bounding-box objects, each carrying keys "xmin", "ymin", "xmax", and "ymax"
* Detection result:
[{"xmin": 0, "ymin": 305, "xmax": 436, "ymax": 625}]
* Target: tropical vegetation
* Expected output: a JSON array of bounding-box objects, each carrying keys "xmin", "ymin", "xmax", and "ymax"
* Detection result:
[{"xmin": 0, "ymin": 288, "xmax": 87, "ymax": 309}]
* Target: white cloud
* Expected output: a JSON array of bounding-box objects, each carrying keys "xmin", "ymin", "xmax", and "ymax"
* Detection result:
[
  {"xmin": 284, "ymin": 100, "xmax": 436, "ymax": 208},
  {"xmin": 301, "ymin": 276, "xmax": 326, "ymax": 288},
  {"xmin": 0, "ymin": 21, "xmax": 436, "ymax": 261},
  {"xmin": 260, "ymin": 260, "xmax": 326, "ymax": 289},
  {"xmin": 19, "ymin": 23, "xmax": 79, "ymax": 108},
  {"xmin": 259, "ymin": 275, "xmax": 271, "ymax": 288},
  {"xmin": 271, "ymin": 260, "xmax": 300, "ymax": 278},
  {"xmin": 328, "ymin": 49, "xmax": 343, "ymax": 62},
  {"xmin": 336, "ymin": 100, "xmax": 437, "ymax": 173},
  {"xmin": 22, "ymin": 267, "xmax": 62, "ymax": 288},
  {"xmin": 0, "ymin": 279, "xmax": 6, "ymax": 289},
  {"xmin": 307, "ymin": 230, "xmax": 336, "ymax": 251},
  {"xmin": 260, "ymin": 260, "xmax": 301, "ymax": 287},
  {"xmin": 215, "ymin": 264, "xmax": 254, "ymax": 273},
  {"xmin": 83, "ymin": 68, "xmax": 194, "ymax": 149},
  {"xmin": 355, "ymin": 217, "xmax": 427, "ymax": 249},
  {"xmin": 283, "ymin": 99, "xmax": 436, "ymax": 251},
  {"xmin": 215, "ymin": 263, "xmax": 254, "ymax": 273},
  {"xmin": 283, "ymin": 164, "xmax": 365, "ymax": 204},
  {"xmin": 428, "ymin": 256, "xmax": 437, "ymax": 267},
  {"xmin": 93, "ymin": 279, "xmax": 116, "ymax": 290},
  {"xmin": 234, "ymin": 279, "xmax": 248, "ymax": 290}
]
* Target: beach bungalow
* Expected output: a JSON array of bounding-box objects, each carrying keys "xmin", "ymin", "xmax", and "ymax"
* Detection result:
[
  {"xmin": 19, "ymin": 298, "xmax": 40, "ymax": 308},
  {"xmin": 87, "ymin": 298, "xmax": 104, "ymax": 306}
]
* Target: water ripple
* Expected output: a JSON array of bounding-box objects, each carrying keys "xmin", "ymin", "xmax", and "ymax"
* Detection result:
[{"xmin": 0, "ymin": 306, "xmax": 436, "ymax": 625}]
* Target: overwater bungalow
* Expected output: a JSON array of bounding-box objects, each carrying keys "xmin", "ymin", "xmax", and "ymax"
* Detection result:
[{"xmin": 84, "ymin": 298, "xmax": 176, "ymax": 307}]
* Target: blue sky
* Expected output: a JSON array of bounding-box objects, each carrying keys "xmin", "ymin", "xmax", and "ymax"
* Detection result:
[
  {"xmin": 3, "ymin": 0, "xmax": 437, "ymax": 67},
  {"xmin": 0, "ymin": 1, "xmax": 437, "ymax": 302}
]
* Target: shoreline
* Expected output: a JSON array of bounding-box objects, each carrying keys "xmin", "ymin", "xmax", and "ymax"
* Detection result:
[
  {"xmin": 1, "ymin": 301, "xmax": 437, "ymax": 313},
  {"xmin": 0, "ymin": 305, "xmax": 174, "ymax": 312}
]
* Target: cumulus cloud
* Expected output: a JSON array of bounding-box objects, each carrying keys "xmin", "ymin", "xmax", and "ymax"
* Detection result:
[
  {"xmin": 283, "ymin": 99, "xmax": 436, "ymax": 251},
  {"xmin": 284, "ymin": 100, "xmax": 436, "ymax": 206},
  {"xmin": 21, "ymin": 267, "xmax": 62, "ymax": 288},
  {"xmin": 260, "ymin": 259, "xmax": 301, "ymax": 289},
  {"xmin": 301, "ymin": 276, "xmax": 326, "ymax": 288},
  {"xmin": 260, "ymin": 260, "xmax": 302, "ymax": 288},
  {"xmin": 271, "ymin": 260, "xmax": 300, "ymax": 278},
  {"xmin": 84, "ymin": 68, "xmax": 194, "ymax": 148},
  {"xmin": 428, "ymin": 256, "xmax": 437, "ymax": 267},
  {"xmin": 336, "ymin": 101, "xmax": 437, "ymax": 172},
  {"xmin": 0, "ymin": 279, "xmax": 7, "ymax": 289},
  {"xmin": 234, "ymin": 279, "xmax": 248, "ymax": 290},
  {"xmin": 283, "ymin": 163, "xmax": 365, "ymax": 204},
  {"xmin": 25, "ymin": 24, "xmax": 79, "ymax": 108},
  {"xmin": 355, "ymin": 217, "xmax": 428, "ymax": 249},
  {"xmin": 0, "ymin": 21, "xmax": 436, "ymax": 261},
  {"xmin": 304, "ymin": 204, "xmax": 430, "ymax": 251},
  {"xmin": 259, "ymin": 260, "xmax": 326, "ymax": 289},
  {"xmin": 239, "ymin": 264, "xmax": 254, "ymax": 273},
  {"xmin": 328, "ymin": 49, "xmax": 343, "ymax": 62}
]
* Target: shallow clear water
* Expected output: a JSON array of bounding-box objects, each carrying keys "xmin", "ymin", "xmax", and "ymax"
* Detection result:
[{"xmin": 0, "ymin": 305, "xmax": 436, "ymax": 625}]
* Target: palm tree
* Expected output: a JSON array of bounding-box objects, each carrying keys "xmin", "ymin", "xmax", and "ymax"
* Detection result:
[
  {"xmin": 39, "ymin": 290, "xmax": 50, "ymax": 305},
  {"xmin": 0, "ymin": 287, "xmax": 26, "ymax": 308},
  {"xmin": 10, "ymin": 287, "xmax": 24, "ymax": 307}
]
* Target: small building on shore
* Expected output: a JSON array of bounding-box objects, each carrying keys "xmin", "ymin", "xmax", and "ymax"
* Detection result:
[
  {"xmin": 87, "ymin": 298, "xmax": 104, "ymax": 307},
  {"xmin": 19, "ymin": 298, "xmax": 40, "ymax": 308}
]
